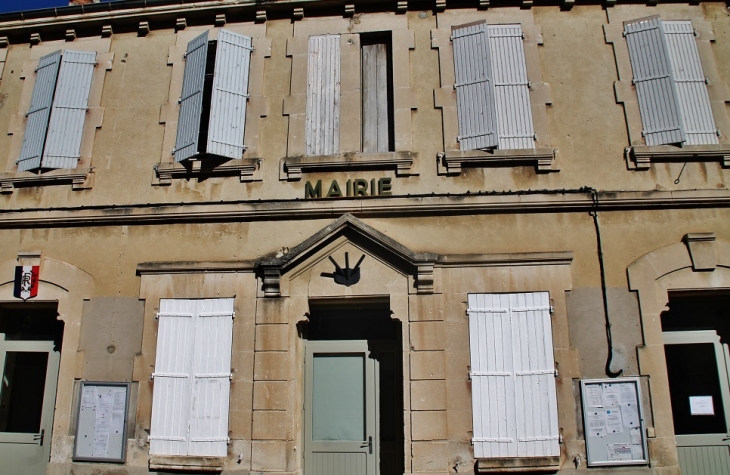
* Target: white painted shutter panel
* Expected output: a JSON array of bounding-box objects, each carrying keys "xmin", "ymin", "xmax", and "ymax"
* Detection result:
[
  {"xmin": 188, "ymin": 298, "xmax": 234, "ymax": 457},
  {"xmin": 468, "ymin": 293, "xmax": 518, "ymax": 458},
  {"xmin": 509, "ymin": 292, "xmax": 559, "ymax": 457},
  {"xmin": 174, "ymin": 31, "xmax": 209, "ymax": 162},
  {"xmin": 150, "ymin": 299, "xmax": 197, "ymax": 456},
  {"xmin": 625, "ymin": 18, "xmax": 685, "ymax": 146},
  {"xmin": 452, "ymin": 22, "xmax": 499, "ymax": 151},
  {"xmin": 306, "ymin": 35, "xmax": 340, "ymax": 156},
  {"xmin": 488, "ymin": 24, "xmax": 535, "ymax": 150},
  {"xmin": 663, "ymin": 21, "xmax": 718, "ymax": 145},
  {"xmin": 42, "ymin": 50, "xmax": 96, "ymax": 169},
  {"xmin": 207, "ymin": 30, "xmax": 252, "ymax": 159},
  {"xmin": 17, "ymin": 51, "xmax": 61, "ymax": 172}
]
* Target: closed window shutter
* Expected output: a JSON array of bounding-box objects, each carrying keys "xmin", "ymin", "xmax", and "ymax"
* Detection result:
[
  {"xmin": 488, "ymin": 24, "xmax": 535, "ymax": 150},
  {"xmin": 468, "ymin": 292, "xmax": 559, "ymax": 459},
  {"xmin": 306, "ymin": 35, "xmax": 340, "ymax": 156},
  {"xmin": 663, "ymin": 21, "xmax": 718, "ymax": 145},
  {"xmin": 17, "ymin": 51, "xmax": 61, "ymax": 172},
  {"xmin": 188, "ymin": 298, "xmax": 234, "ymax": 457},
  {"xmin": 42, "ymin": 50, "xmax": 96, "ymax": 170},
  {"xmin": 452, "ymin": 22, "xmax": 499, "ymax": 151},
  {"xmin": 174, "ymin": 31, "xmax": 209, "ymax": 162},
  {"xmin": 362, "ymin": 42, "xmax": 389, "ymax": 153},
  {"xmin": 625, "ymin": 18, "xmax": 685, "ymax": 146},
  {"xmin": 150, "ymin": 299, "xmax": 197, "ymax": 456},
  {"xmin": 207, "ymin": 30, "xmax": 253, "ymax": 159}
]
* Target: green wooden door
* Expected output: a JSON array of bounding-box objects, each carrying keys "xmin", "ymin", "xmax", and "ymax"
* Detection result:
[
  {"xmin": 305, "ymin": 340, "xmax": 377, "ymax": 475},
  {"xmin": 0, "ymin": 334, "xmax": 60, "ymax": 475}
]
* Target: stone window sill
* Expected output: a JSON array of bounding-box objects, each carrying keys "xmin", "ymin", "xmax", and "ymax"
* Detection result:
[
  {"xmin": 0, "ymin": 168, "xmax": 94, "ymax": 194},
  {"xmin": 148, "ymin": 455, "xmax": 225, "ymax": 472},
  {"xmin": 153, "ymin": 158, "xmax": 261, "ymax": 186},
  {"xmin": 627, "ymin": 144, "xmax": 730, "ymax": 170},
  {"xmin": 476, "ymin": 456, "xmax": 560, "ymax": 473},
  {"xmin": 438, "ymin": 148, "xmax": 558, "ymax": 175},
  {"xmin": 280, "ymin": 151, "xmax": 417, "ymax": 181}
]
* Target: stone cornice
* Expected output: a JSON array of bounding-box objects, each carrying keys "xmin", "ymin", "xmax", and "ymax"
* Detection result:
[{"xmin": 0, "ymin": 188, "xmax": 729, "ymax": 228}]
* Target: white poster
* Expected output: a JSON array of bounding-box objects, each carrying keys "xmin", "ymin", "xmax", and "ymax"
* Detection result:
[
  {"xmin": 586, "ymin": 385, "xmax": 604, "ymax": 407},
  {"xmin": 607, "ymin": 443, "xmax": 632, "ymax": 461},
  {"xmin": 587, "ymin": 410, "xmax": 607, "ymax": 437},
  {"xmin": 81, "ymin": 385, "xmax": 97, "ymax": 409},
  {"xmin": 605, "ymin": 408, "xmax": 624, "ymax": 434},
  {"xmin": 631, "ymin": 444, "xmax": 644, "ymax": 460},
  {"xmin": 621, "ymin": 403, "xmax": 640, "ymax": 428},
  {"xmin": 630, "ymin": 427, "xmax": 642, "ymax": 445},
  {"xmin": 603, "ymin": 384, "xmax": 621, "ymax": 407},
  {"xmin": 619, "ymin": 383, "xmax": 637, "ymax": 406},
  {"xmin": 689, "ymin": 396, "xmax": 714, "ymax": 415}
]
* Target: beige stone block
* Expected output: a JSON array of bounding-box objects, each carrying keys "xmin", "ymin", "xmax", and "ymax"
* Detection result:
[
  {"xmin": 253, "ymin": 351, "xmax": 290, "ymax": 381},
  {"xmin": 252, "ymin": 411, "xmax": 290, "ymax": 440},
  {"xmin": 447, "ymin": 410, "xmax": 473, "ymax": 441},
  {"xmin": 410, "ymin": 351, "xmax": 445, "ymax": 380},
  {"xmin": 408, "ymin": 294, "xmax": 444, "ymax": 322},
  {"xmin": 411, "ymin": 441, "xmax": 449, "ymax": 472},
  {"xmin": 411, "ymin": 380, "xmax": 446, "ymax": 411},
  {"xmin": 230, "ymin": 350, "xmax": 254, "ymax": 382},
  {"xmin": 445, "ymin": 320, "xmax": 468, "ymax": 351},
  {"xmin": 410, "ymin": 321, "xmax": 446, "ymax": 351},
  {"xmin": 251, "ymin": 440, "xmax": 287, "ymax": 472},
  {"xmin": 228, "ymin": 380, "xmax": 253, "ymax": 436},
  {"xmin": 253, "ymin": 381, "xmax": 290, "ymax": 411},
  {"xmin": 256, "ymin": 298, "xmax": 289, "ymax": 324},
  {"xmin": 446, "ymin": 378, "xmax": 472, "ymax": 411},
  {"xmin": 255, "ymin": 324, "xmax": 289, "ymax": 351},
  {"xmin": 411, "ymin": 411, "xmax": 447, "ymax": 441}
]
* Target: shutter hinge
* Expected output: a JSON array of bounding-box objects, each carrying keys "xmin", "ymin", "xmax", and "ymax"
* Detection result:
[
  {"xmin": 693, "ymin": 28, "xmax": 698, "ymax": 37},
  {"xmin": 717, "ymin": 129, "xmax": 722, "ymax": 137},
  {"xmin": 549, "ymin": 305, "xmax": 554, "ymax": 315},
  {"xmin": 554, "ymin": 368, "xmax": 559, "ymax": 378},
  {"xmin": 227, "ymin": 437, "xmax": 231, "ymax": 445},
  {"xmin": 559, "ymin": 434, "xmax": 563, "ymax": 444},
  {"xmin": 622, "ymin": 30, "xmax": 626, "ymax": 37},
  {"xmin": 155, "ymin": 312, "xmax": 160, "ymax": 320},
  {"xmin": 705, "ymin": 77, "xmax": 710, "ymax": 85}
]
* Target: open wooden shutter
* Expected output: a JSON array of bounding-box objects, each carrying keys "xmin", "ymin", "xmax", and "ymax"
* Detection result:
[
  {"xmin": 150, "ymin": 299, "xmax": 197, "ymax": 456},
  {"xmin": 452, "ymin": 22, "xmax": 499, "ymax": 151},
  {"xmin": 468, "ymin": 292, "xmax": 559, "ymax": 459},
  {"xmin": 174, "ymin": 31, "xmax": 209, "ymax": 162},
  {"xmin": 625, "ymin": 17, "xmax": 685, "ymax": 146},
  {"xmin": 663, "ymin": 21, "xmax": 718, "ymax": 145},
  {"xmin": 362, "ymin": 42, "xmax": 389, "ymax": 153},
  {"xmin": 306, "ymin": 35, "xmax": 340, "ymax": 156},
  {"xmin": 42, "ymin": 50, "xmax": 96, "ymax": 169},
  {"xmin": 17, "ymin": 51, "xmax": 61, "ymax": 172},
  {"xmin": 488, "ymin": 24, "xmax": 535, "ymax": 150},
  {"xmin": 207, "ymin": 30, "xmax": 252, "ymax": 159},
  {"xmin": 188, "ymin": 299, "xmax": 234, "ymax": 457}
]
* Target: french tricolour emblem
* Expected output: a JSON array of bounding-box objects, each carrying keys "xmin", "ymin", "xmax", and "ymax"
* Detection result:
[{"xmin": 14, "ymin": 266, "xmax": 39, "ymax": 300}]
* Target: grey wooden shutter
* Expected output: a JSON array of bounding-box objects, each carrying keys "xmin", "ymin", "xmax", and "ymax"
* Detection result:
[
  {"xmin": 188, "ymin": 299, "xmax": 234, "ymax": 457},
  {"xmin": 174, "ymin": 31, "xmax": 209, "ymax": 162},
  {"xmin": 452, "ymin": 22, "xmax": 499, "ymax": 151},
  {"xmin": 488, "ymin": 24, "xmax": 535, "ymax": 150},
  {"xmin": 468, "ymin": 292, "xmax": 559, "ymax": 459},
  {"xmin": 207, "ymin": 29, "xmax": 253, "ymax": 159},
  {"xmin": 306, "ymin": 35, "xmax": 340, "ymax": 156},
  {"xmin": 17, "ymin": 51, "xmax": 61, "ymax": 172},
  {"xmin": 663, "ymin": 21, "xmax": 718, "ymax": 145},
  {"xmin": 362, "ymin": 42, "xmax": 389, "ymax": 153},
  {"xmin": 42, "ymin": 50, "xmax": 96, "ymax": 170},
  {"xmin": 625, "ymin": 18, "xmax": 686, "ymax": 146}
]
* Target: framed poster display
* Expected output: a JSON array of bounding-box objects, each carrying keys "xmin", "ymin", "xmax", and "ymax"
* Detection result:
[
  {"xmin": 581, "ymin": 378, "xmax": 649, "ymax": 467},
  {"xmin": 72, "ymin": 381, "xmax": 130, "ymax": 463}
]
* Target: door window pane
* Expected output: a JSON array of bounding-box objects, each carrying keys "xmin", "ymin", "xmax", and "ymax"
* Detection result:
[
  {"xmin": 312, "ymin": 354, "xmax": 365, "ymax": 441},
  {"xmin": 0, "ymin": 352, "xmax": 49, "ymax": 433}
]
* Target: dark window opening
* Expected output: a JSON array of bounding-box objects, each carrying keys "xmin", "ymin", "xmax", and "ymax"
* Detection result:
[
  {"xmin": 198, "ymin": 41, "xmax": 218, "ymax": 155},
  {"xmin": 361, "ymin": 33, "xmax": 394, "ymax": 154}
]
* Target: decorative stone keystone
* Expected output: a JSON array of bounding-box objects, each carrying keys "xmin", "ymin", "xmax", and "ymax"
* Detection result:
[{"xmin": 683, "ymin": 233, "xmax": 717, "ymax": 271}]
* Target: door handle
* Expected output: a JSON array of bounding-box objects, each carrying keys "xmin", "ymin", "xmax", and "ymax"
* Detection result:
[
  {"xmin": 33, "ymin": 429, "xmax": 45, "ymax": 446},
  {"xmin": 360, "ymin": 436, "xmax": 372, "ymax": 454}
]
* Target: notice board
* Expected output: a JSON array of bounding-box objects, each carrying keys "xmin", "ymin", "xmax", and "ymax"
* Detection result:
[
  {"xmin": 73, "ymin": 381, "xmax": 130, "ymax": 463},
  {"xmin": 581, "ymin": 378, "xmax": 648, "ymax": 467}
]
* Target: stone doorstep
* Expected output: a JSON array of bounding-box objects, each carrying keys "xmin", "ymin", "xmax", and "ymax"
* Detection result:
[
  {"xmin": 476, "ymin": 456, "xmax": 560, "ymax": 473},
  {"xmin": 149, "ymin": 455, "xmax": 226, "ymax": 472}
]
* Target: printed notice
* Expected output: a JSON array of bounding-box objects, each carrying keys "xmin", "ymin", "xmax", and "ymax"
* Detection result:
[
  {"xmin": 621, "ymin": 403, "xmax": 640, "ymax": 428},
  {"xmin": 586, "ymin": 385, "xmax": 604, "ymax": 407},
  {"xmin": 587, "ymin": 410, "xmax": 607, "ymax": 437},
  {"xmin": 631, "ymin": 444, "xmax": 644, "ymax": 460},
  {"xmin": 630, "ymin": 427, "xmax": 642, "ymax": 445},
  {"xmin": 605, "ymin": 408, "xmax": 624, "ymax": 434},
  {"xmin": 607, "ymin": 443, "xmax": 632, "ymax": 461},
  {"xmin": 81, "ymin": 386, "xmax": 97, "ymax": 409},
  {"xmin": 603, "ymin": 383, "xmax": 621, "ymax": 407},
  {"xmin": 92, "ymin": 433, "xmax": 109, "ymax": 458},
  {"xmin": 619, "ymin": 383, "xmax": 637, "ymax": 406},
  {"xmin": 690, "ymin": 396, "xmax": 714, "ymax": 415}
]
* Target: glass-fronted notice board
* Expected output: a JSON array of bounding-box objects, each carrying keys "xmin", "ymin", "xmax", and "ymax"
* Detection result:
[
  {"xmin": 581, "ymin": 378, "xmax": 648, "ymax": 466},
  {"xmin": 73, "ymin": 381, "xmax": 130, "ymax": 463}
]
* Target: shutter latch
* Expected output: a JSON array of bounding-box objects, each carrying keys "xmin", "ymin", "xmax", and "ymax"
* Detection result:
[{"xmin": 554, "ymin": 368, "xmax": 559, "ymax": 378}]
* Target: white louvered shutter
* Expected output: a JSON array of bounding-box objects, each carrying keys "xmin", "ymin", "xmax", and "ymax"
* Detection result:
[
  {"xmin": 17, "ymin": 51, "xmax": 61, "ymax": 172},
  {"xmin": 306, "ymin": 35, "xmax": 340, "ymax": 156},
  {"xmin": 452, "ymin": 22, "xmax": 499, "ymax": 151},
  {"xmin": 42, "ymin": 50, "xmax": 96, "ymax": 169},
  {"xmin": 188, "ymin": 298, "xmax": 234, "ymax": 457},
  {"xmin": 488, "ymin": 25, "xmax": 535, "ymax": 150},
  {"xmin": 625, "ymin": 18, "xmax": 686, "ymax": 146},
  {"xmin": 207, "ymin": 30, "xmax": 252, "ymax": 159},
  {"xmin": 468, "ymin": 292, "xmax": 559, "ymax": 459},
  {"xmin": 663, "ymin": 21, "xmax": 718, "ymax": 145},
  {"xmin": 174, "ymin": 31, "xmax": 209, "ymax": 162},
  {"xmin": 150, "ymin": 299, "xmax": 197, "ymax": 456}
]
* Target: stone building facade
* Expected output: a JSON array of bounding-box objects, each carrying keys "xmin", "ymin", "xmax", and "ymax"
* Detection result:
[{"xmin": 0, "ymin": 0, "xmax": 729, "ymax": 474}]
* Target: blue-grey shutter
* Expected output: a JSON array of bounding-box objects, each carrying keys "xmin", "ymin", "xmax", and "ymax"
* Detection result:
[
  {"xmin": 17, "ymin": 51, "xmax": 61, "ymax": 172},
  {"xmin": 174, "ymin": 31, "xmax": 209, "ymax": 162},
  {"xmin": 305, "ymin": 35, "xmax": 340, "ymax": 156},
  {"xmin": 42, "ymin": 50, "xmax": 96, "ymax": 169},
  {"xmin": 488, "ymin": 24, "xmax": 535, "ymax": 150},
  {"xmin": 207, "ymin": 29, "xmax": 252, "ymax": 159},
  {"xmin": 624, "ymin": 18, "xmax": 685, "ymax": 146},
  {"xmin": 663, "ymin": 20, "xmax": 718, "ymax": 145},
  {"xmin": 452, "ymin": 22, "xmax": 499, "ymax": 151}
]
